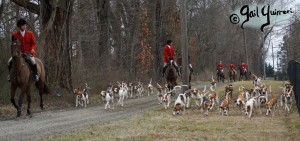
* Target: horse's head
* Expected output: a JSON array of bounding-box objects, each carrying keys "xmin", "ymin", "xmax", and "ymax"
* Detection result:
[{"xmin": 11, "ymin": 36, "xmax": 21, "ymax": 58}]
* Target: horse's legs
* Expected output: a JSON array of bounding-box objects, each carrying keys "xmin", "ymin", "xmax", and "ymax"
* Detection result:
[
  {"xmin": 37, "ymin": 82, "xmax": 45, "ymax": 110},
  {"xmin": 17, "ymin": 87, "xmax": 26, "ymax": 117},
  {"xmin": 10, "ymin": 85, "xmax": 18, "ymax": 110},
  {"xmin": 26, "ymin": 87, "xmax": 32, "ymax": 117}
]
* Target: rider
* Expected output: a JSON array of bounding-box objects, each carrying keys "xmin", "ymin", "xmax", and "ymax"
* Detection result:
[
  {"xmin": 229, "ymin": 62, "xmax": 236, "ymax": 75},
  {"xmin": 162, "ymin": 40, "xmax": 181, "ymax": 77},
  {"xmin": 7, "ymin": 18, "xmax": 39, "ymax": 81},
  {"xmin": 240, "ymin": 60, "xmax": 247, "ymax": 72},
  {"xmin": 217, "ymin": 60, "xmax": 224, "ymax": 75}
]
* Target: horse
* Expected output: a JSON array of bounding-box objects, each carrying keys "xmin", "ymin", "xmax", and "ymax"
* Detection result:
[
  {"xmin": 216, "ymin": 69, "xmax": 224, "ymax": 83},
  {"xmin": 228, "ymin": 69, "xmax": 236, "ymax": 82},
  {"xmin": 177, "ymin": 58, "xmax": 192, "ymax": 89},
  {"xmin": 238, "ymin": 66, "xmax": 248, "ymax": 81},
  {"xmin": 165, "ymin": 59, "xmax": 177, "ymax": 92},
  {"xmin": 10, "ymin": 36, "xmax": 50, "ymax": 118}
]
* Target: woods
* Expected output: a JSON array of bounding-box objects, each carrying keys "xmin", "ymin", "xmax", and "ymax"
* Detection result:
[{"xmin": 0, "ymin": 0, "xmax": 299, "ymax": 94}]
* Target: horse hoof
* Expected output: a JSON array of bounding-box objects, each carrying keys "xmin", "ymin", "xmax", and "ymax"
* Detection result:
[
  {"xmin": 16, "ymin": 111, "xmax": 21, "ymax": 117},
  {"xmin": 27, "ymin": 114, "xmax": 33, "ymax": 118},
  {"xmin": 40, "ymin": 104, "xmax": 45, "ymax": 110}
]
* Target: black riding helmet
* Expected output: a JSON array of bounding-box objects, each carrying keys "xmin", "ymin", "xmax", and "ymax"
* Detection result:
[
  {"xmin": 17, "ymin": 19, "xmax": 27, "ymax": 27},
  {"xmin": 166, "ymin": 40, "xmax": 172, "ymax": 45}
]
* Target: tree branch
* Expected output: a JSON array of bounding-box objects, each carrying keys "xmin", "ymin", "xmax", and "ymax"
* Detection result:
[{"xmin": 11, "ymin": 0, "xmax": 40, "ymax": 15}]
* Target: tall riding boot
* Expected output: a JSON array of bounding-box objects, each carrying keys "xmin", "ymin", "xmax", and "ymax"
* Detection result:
[
  {"xmin": 162, "ymin": 65, "xmax": 168, "ymax": 77},
  {"xmin": 7, "ymin": 62, "xmax": 12, "ymax": 81},
  {"xmin": 32, "ymin": 64, "xmax": 39, "ymax": 81},
  {"xmin": 173, "ymin": 64, "xmax": 181, "ymax": 76}
]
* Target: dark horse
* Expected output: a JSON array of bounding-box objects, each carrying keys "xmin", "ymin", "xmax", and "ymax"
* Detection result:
[
  {"xmin": 228, "ymin": 69, "xmax": 236, "ymax": 82},
  {"xmin": 216, "ymin": 69, "xmax": 224, "ymax": 83},
  {"xmin": 238, "ymin": 65, "xmax": 248, "ymax": 81},
  {"xmin": 177, "ymin": 58, "xmax": 192, "ymax": 89},
  {"xmin": 10, "ymin": 37, "xmax": 50, "ymax": 118},
  {"xmin": 165, "ymin": 59, "xmax": 177, "ymax": 91}
]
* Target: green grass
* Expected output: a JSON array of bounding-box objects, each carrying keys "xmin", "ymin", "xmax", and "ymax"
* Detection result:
[{"xmin": 36, "ymin": 80, "xmax": 300, "ymax": 141}]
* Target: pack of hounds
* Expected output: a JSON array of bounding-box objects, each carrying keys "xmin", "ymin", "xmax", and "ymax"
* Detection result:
[
  {"xmin": 73, "ymin": 75, "xmax": 294, "ymax": 118},
  {"xmin": 73, "ymin": 79, "xmax": 155, "ymax": 110}
]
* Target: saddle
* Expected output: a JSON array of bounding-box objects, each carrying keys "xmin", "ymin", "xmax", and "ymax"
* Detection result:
[
  {"xmin": 21, "ymin": 54, "xmax": 34, "ymax": 72},
  {"xmin": 22, "ymin": 54, "xmax": 32, "ymax": 65}
]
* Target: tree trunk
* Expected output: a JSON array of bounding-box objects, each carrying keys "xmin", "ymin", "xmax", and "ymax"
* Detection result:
[
  {"xmin": 40, "ymin": 0, "xmax": 73, "ymax": 89},
  {"xmin": 180, "ymin": 0, "xmax": 189, "ymax": 88},
  {"xmin": 0, "ymin": 0, "xmax": 5, "ymax": 19},
  {"xmin": 96, "ymin": 0, "xmax": 110, "ymax": 58}
]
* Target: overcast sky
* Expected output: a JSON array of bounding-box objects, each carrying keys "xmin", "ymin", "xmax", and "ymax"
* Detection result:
[{"xmin": 265, "ymin": 0, "xmax": 300, "ymax": 70}]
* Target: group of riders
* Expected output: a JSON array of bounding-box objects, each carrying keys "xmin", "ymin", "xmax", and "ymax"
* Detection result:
[
  {"xmin": 8, "ymin": 18, "xmax": 247, "ymax": 83},
  {"xmin": 217, "ymin": 60, "xmax": 248, "ymax": 77},
  {"xmin": 161, "ymin": 39, "xmax": 248, "ymax": 79}
]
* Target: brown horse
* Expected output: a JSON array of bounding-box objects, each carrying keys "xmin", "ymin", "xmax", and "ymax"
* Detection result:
[
  {"xmin": 165, "ymin": 59, "xmax": 177, "ymax": 91},
  {"xmin": 177, "ymin": 58, "xmax": 192, "ymax": 89},
  {"xmin": 228, "ymin": 70, "xmax": 236, "ymax": 82},
  {"xmin": 10, "ymin": 36, "xmax": 50, "ymax": 118}
]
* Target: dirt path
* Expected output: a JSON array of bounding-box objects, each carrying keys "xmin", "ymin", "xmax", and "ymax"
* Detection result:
[{"xmin": 0, "ymin": 94, "xmax": 160, "ymax": 141}]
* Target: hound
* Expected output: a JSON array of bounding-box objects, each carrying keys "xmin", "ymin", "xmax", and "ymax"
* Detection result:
[
  {"xmin": 224, "ymin": 84, "xmax": 233, "ymax": 102},
  {"xmin": 73, "ymin": 88, "xmax": 89, "ymax": 108},
  {"xmin": 219, "ymin": 99, "xmax": 229, "ymax": 116},
  {"xmin": 211, "ymin": 75, "xmax": 217, "ymax": 88},
  {"xmin": 118, "ymin": 82, "xmax": 128, "ymax": 107},
  {"xmin": 147, "ymin": 79, "xmax": 154, "ymax": 96},
  {"xmin": 162, "ymin": 91, "xmax": 173, "ymax": 109},
  {"xmin": 100, "ymin": 91, "xmax": 114, "ymax": 110},
  {"xmin": 128, "ymin": 82, "xmax": 134, "ymax": 98},
  {"xmin": 239, "ymin": 86, "xmax": 251, "ymax": 101},
  {"xmin": 252, "ymin": 74, "xmax": 262, "ymax": 87},
  {"xmin": 244, "ymin": 97, "xmax": 257, "ymax": 118},
  {"xmin": 137, "ymin": 82, "xmax": 144, "ymax": 97},
  {"xmin": 190, "ymin": 85, "xmax": 207, "ymax": 107},
  {"xmin": 266, "ymin": 97, "xmax": 278, "ymax": 116},
  {"xmin": 208, "ymin": 86, "xmax": 219, "ymax": 110},
  {"xmin": 235, "ymin": 91, "xmax": 246, "ymax": 114},
  {"xmin": 173, "ymin": 94, "xmax": 187, "ymax": 115},
  {"xmin": 280, "ymin": 85, "xmax": 293, "ymax": 113}
]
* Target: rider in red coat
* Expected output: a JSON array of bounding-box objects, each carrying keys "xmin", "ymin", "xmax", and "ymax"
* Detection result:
[
  {"xmin": 229, "ymin": 62, "xmax": 236, "ymax": 74},
  {"xmin": 241, "ymin": 61, "xmax": 247, "ymax": 71},
  {"xmin": 8, "ymin": 19, "xmax": 39, "ymax": 81},
  {"xmin": 218, "ymin": 61, "xmax": 224, "ymax": 71},
  {"xmin": 162, "ymin": 40, "xmax": 180, "ymax": 77}
]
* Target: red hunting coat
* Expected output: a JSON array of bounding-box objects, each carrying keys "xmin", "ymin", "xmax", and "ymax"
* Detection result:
[
  {"xmin": 12, "ymin": 30, "xmax": 37, "ymax": 56},
  {"xmin": 218, "ymin": 63, "xmax": 224, "ymax": 70},
  {"xmin": 241, "ymin": 63, "xmax": 247, "ymax": 70},
  {"xmin": 229, "ymin": 64, "xmax": 235, "ymax": 70},
  {"xmin": 163, "ymin": 45, "xmax": 176, "ymax": 63}
]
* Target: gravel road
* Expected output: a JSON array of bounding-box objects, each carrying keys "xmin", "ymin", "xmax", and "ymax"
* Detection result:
[{"xmin": 0, "ymin": 94, "xmax": 160, "ymax": 141}]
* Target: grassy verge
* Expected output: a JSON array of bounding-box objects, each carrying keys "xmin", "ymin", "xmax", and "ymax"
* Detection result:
[
  {"xmin": 0, "ymin": 88, "xmax": 104, "ymax": 120},
  {"xmin": 36, "ymin": 80, "xmax": 300, "ymax": 141}
]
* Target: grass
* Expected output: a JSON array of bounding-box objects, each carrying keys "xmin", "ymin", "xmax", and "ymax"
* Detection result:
[
  {"xmin": 36, "ymin": 80, "xmax": 300, "ymax": 141},
  {"xmin": 0, "ymin": 87, "xmax": 104, "ymax": 120}
]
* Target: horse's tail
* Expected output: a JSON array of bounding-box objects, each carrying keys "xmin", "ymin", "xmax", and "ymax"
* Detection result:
[{"xmin": 44, "ymin": 83, "xmax": 51, "ymax": 94}]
